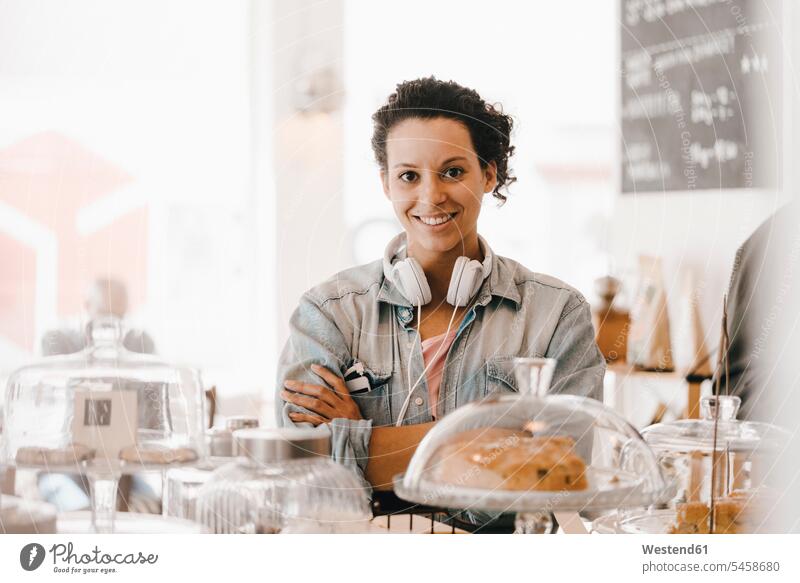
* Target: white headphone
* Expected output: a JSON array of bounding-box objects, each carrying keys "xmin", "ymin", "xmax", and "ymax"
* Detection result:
[{"xmin": 382, "ymin": 233, "xmax": 493, "ymax": 307}]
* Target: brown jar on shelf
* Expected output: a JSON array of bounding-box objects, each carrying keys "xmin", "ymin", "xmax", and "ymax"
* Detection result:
[{"xmin": 592, "ymin": 276, "xmax": 630, "ymax": 363}]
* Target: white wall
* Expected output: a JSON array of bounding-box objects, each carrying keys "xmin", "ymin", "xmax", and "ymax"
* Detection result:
[
  {"xmin": 270, "ymin": 0, "xmax": 350, "ymax": 356},
  {"xmin": 610, "ymin": 189, "xmax": 789, "ymax": 362},
  {"xmin": 252, "ymin": 0, "xmax": 351, "ymax": 423}
]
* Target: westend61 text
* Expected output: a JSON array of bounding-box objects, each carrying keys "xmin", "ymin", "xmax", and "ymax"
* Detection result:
[
  {"xmin": 642, "ymin": 544, "xmax": 708, "ymax": 555},
  {"xmin": 49, "ymin": 543, "xmax": 159, "ymax": 566}
]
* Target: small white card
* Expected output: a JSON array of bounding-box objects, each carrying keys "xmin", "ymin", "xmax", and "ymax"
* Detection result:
[{"xmin": 71, "ymin": 385, "xmax": 138, "ymax": 463}]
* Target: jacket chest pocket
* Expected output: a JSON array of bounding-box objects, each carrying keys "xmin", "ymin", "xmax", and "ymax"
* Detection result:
[
  {"xmin": 483, "ymin": 356, "xmax": 520, "ymax": 396},
  {"xmin": 349, "ymin": 365, "xmax": 392, "ymax": 425}
]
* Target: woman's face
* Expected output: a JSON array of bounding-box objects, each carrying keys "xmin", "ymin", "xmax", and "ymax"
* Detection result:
[{"xmin": 381, "ymin": 117, "xmax": 497, "ymax": 256}]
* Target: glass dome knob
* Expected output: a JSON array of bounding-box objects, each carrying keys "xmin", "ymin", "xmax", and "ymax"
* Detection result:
[
  {"xmin": 87, "ymin": 316, "xmax": 124, "ymax": 346},
  {"xmin": 512, "ymin": 357, "xmax": 557, "ymax": 397},
  {"xmin": 700, "ymin": 395, "xmax": 741, "ymax": 422}
]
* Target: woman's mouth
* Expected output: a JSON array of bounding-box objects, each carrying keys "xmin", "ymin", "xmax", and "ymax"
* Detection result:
[{"xmin": 413, "ymin": 212, "xmax": 457, "ymax": 227}]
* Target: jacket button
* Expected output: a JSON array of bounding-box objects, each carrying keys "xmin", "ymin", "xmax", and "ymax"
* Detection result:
[{"xmin": 414, "ymin": 397, "xmax": 424, "ymax": 406}]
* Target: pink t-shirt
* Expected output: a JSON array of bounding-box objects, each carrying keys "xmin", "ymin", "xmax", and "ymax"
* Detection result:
[{"xmin": 420, "ymin": 328, "xmax": 458, "ymax": 419}]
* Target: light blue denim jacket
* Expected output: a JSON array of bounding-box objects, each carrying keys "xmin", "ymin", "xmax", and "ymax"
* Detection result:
[{"xmin": 276, "ymin": 243, "xmax": 605, "ymax": 484}]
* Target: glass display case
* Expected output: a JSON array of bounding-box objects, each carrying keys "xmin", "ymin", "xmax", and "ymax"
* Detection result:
[
  {"xmin": 394, "ymin": 358, "xmax": 671, "ymax": 533},
  {"xmin": 615, "ymin": 395, "xmax": 787, "ymax": 534},
  {"xmin": 2, "ymin": 316, "xmax": 206, "ymax": 532},
  {"xmin": 56, "ymin": 511, "xmax": 207, "ymax": 534},
  {"xmin": 163, "ymin": 416, "xmax": 260, "ymax": 522},
  {"xmin": 196, "ymin": 427, "xmax": 371, "ymax": 534}
]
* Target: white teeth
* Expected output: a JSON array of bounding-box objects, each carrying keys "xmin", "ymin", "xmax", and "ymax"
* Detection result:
[{"xmin": 418, "ymin": 215, "xmax": 452, "ymax": 226}]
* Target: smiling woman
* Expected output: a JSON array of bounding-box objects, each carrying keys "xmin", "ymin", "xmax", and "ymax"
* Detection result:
[
  {"xmin": 275, "ymin": 77, "xmax": 605, "ymax": 527},
  {"xmin": 382, "ymin": 118, "xmax": 490, "ymax": 267}
]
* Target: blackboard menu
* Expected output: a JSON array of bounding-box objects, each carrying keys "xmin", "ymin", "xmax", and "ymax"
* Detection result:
[{"xmin": 621, "ymin": 0, "xmax": 781, "ymax": 193}]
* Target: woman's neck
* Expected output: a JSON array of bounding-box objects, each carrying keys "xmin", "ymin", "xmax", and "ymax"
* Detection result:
[{"xmin": 407, "ymin": 235, "xmax": 482, "ymax": 301}]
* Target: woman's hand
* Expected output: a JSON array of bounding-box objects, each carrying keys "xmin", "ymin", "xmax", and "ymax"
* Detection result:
[{"xmin": 282, "ymin": 364, "xmax": 363, "ymax": 426}]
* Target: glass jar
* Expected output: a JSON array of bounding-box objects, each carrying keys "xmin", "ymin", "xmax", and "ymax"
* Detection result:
[
  {"xmin": 617, "ymin": 395, "xmax": 788, "ymax": 533},
  {"xmin": 395, "ymin": 358, "xmax": 670, "ymax": 533},
  {"xmin": 163, "ymin": 416, "xmax": 260, "ymax": 521},
  {"xmin": 196, "ymin": 427, "xmax": 370, "ymax": 534},
  {"xmin": 2, "ymin": 316, "xmax": 206, "ymax": 532}
]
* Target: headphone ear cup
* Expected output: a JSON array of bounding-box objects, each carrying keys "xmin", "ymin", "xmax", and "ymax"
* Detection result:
[
  {"xmin": 393, "ymin": 258, "xmax": 431, "ymax": 306},
  {"xmin": 407, "ymin": 258, "xmax": 432, "ymax": 306},
  {"xmin": 448, "ymin": 258, "xmax": 484, "ymax": 307},
  {"xmin": 447, "ymin": 257, "xmax": 468, "ymax": 306}
]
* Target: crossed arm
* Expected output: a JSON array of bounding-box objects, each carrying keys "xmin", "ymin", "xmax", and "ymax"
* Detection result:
[{"xmin": 281, "ymin": 363, "xmax": 434, "ymax": 490}]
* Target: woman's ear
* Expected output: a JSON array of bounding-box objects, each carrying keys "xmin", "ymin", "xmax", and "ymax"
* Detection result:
[
  {"xmin": 483, "ymin": 161, "xmax": 498, "ymax": 194},
  {"xmin": 380, "ymin": 169, "xmax": 390, "ymax": 199}
]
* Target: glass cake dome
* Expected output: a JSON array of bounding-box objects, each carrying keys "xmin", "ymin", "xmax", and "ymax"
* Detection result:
[
  {"xmin": 196, "ymin": 427, "xmax": 371, "ymax": 534},
  {"xmin": 2, "ymin": 316, "xmax": 206, "ymax": 532},
  {"xmin": 615, "ymin": 394, "xmax": 788, "ymax": 534},
  {"xmin": 394, "ymin": 358, "xmax": 671, "ymax": 532},
  {"xmin": 641, "ymin": 395, "xmax": 787, "ymax": 456}
]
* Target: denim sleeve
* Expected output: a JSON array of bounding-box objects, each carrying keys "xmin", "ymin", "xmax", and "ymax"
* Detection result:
[
  {"xmin": 275, "ymin": 294, "xmax": 374, "ymax": 478},
  {"xmin": 545, "ymin": 297, "xmax": 606, "ymax": 401}
]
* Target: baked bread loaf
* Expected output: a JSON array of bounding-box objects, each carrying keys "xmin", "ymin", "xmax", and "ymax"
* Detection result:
[
  {"xmin": 15, "ymin": 443, "xmax": 95, "ymax": 467},
  {"xmin": 119, "ymin": 444, "xmax": 197, "ymax": 465},
  {"xmin": 669, "ymin": 501, "xmax": 711, "ymax": 534},
  {"xmin": 431, "ymin": 430, "xmax": 588, "ymax": 491},
  {"xmin": 669, "ymin": 490, "xmax": 771, "ymax": 534}
]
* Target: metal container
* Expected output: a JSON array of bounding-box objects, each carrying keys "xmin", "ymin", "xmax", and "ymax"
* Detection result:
[{"xmin": 163, "ymin": 416, "xmax": 260, "ymax": 521}]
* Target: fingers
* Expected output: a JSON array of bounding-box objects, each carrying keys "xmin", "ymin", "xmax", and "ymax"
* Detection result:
[
  {"xmin": 310, "ymin": 364, "xmax": 350, "ymax": 400},
  {"xmin": 281, "ymin": 364, "xmax": 362, "ymax": 422},
  {"xmin": 288, "ymin": 412, "xmax": 327, "ymax": 426},
  {"xmin": 281, "ymin": 390, "xmax": 336, "ymax": 418},
  {"xmin": 283, "ymin": 380, "xmax": 340, "ymax": 407}
]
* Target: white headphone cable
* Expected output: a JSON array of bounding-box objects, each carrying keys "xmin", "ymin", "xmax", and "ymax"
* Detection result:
[
  {"xmin": 395, "ymin": 300, "xmax": 459, "ymax": 427},
  {"xmin": 397, "ymin": 303, "xmax": 422, "ymax": 427}
]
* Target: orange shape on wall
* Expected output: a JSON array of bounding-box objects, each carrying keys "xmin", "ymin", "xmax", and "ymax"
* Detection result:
[
  {"xmin": 0, "ymin": 132, "xmax": 148, "ymax": 350},
  {"xmin": 0, "ymin": 232, "xmax": 36, "ymax": 350}
]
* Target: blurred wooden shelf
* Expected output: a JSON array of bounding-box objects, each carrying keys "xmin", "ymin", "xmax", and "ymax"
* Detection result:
[{"xmin": 603, "ymin": 362, "xmax": 710, "ymax": 428}]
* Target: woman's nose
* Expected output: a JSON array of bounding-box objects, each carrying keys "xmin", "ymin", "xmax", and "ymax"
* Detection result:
[{"xmin": 418, "ymin": 172, "xmax": 448, "ymax": 207}]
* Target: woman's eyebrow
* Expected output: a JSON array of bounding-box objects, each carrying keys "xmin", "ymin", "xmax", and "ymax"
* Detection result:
[
  {"xmin": 439, "ymin": 156, "xmax": 468, "ymax": 166},
  {"xmin": 391, "ymin": 156, "xmax": 468, "ymax": 170}
]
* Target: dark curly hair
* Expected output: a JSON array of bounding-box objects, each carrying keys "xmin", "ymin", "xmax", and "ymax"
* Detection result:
[{"xmin": 371, "ymin": 77, "xmax": 516, "ymax": 204}]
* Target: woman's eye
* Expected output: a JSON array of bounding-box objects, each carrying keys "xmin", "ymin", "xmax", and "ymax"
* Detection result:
[
  {"xmin": 442, "ymin": 167, "xmax": 464, "ymax": 180},
  {"xmin": 399, "ymin": 171, "xmax": 418, "ymax": 183}
]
